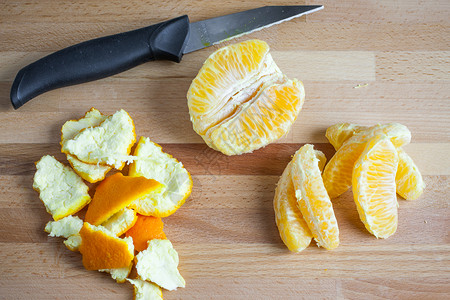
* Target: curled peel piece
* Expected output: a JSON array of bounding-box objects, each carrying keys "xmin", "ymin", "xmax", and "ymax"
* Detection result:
[
  {"xmin": 61, "ymin": 108, "xmax": 111, "ymax": 182},
  {"xmin": 79, "ymin": 222, "xmax": 134, "ymax": 270},
  {"xmin": 61, "ymin": 109, "xmax": 136, "ymax": 170},
  {"xmin": 135, "ymin": 239, "xmax": 185, "ymax": 291},
  {"xmin": 127, "ymin": 278, "xmax": 163, "ymax": 300},
  {"xmin": 45, "ymin": 215, "xmax": 83, "ymax": 238},
  {"xmin": 125, "ymin": 214, "xmax": 167, "ymax": 252},
  {"xmin": 101, "ymin": 207, "xmax": 138, "ymax": 236},
  {"xmin": 33, "ymin": 155, "xmax": 91, "ymax": 221},
  {"xmin": 129, "ymin": 137, "xmax": 192, "ymax": 217},
  {"xmin": 85, "ymin": 172, "xmax": 163, "ymax": 226}
]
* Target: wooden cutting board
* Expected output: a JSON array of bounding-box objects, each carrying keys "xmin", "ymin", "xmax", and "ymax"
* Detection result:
[{"xmin": 0, "ymin": 1, "xmax": 449, "ymax": 299}]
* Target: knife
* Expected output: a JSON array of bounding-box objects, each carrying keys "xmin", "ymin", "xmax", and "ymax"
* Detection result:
[{"xmin": 10, "ymin": 5, "xmax": 323, "ymax": 109}]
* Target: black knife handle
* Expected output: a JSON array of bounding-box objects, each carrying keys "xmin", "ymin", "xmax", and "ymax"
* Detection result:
[{"xmin": 10, "ymin": 15, "xmax": 190, "ymax": 109}]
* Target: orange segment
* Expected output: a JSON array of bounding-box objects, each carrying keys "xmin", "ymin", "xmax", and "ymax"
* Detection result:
[
  {"xmin": 273, "ymin": 161, "xmax": 313, "ymax": 252},
  {"xmin": 85, "ymin": 173, "xmax": 163, "ymax": 225},
  {"xmin": 323, "ymin": 123, "xmax": 411, "ymax": 199},
  {"xmin": 325, "ymin": 123, "xmax": 367, "ymax": 150},
  {"xmin": 188, "ymin": 39, "xmax": 275, "ymax": 134},
  {"xmin": 291, "ymin": 144, "xmax": 339, "ymax": 250},
  {"xmin": 187, "ymin": 39, "xmax": 305, "ymax": 155},
  {"xmin": 125, "ymin": 214, "xmax": 166, "ymax": 252},
  {"xmin": 325, "ymin": 123, "xmax": 411, "ymax": 150},
  {"xmin": 79, "ymin": 222, "xmax": 134, "ymax": 270},
  {"xmin": 323, "ymin": 137, "xmax": 367, "ymax": 199},
  {"xmin": 210, "ymin": 79, "xmax": 305, "ymax": 155},
  {"xmin": 352, "ymin": 135, "xmax": 399, "ymax": 238},
  {"xmin": 325, "ymin": 122, "xmax": 424, "ymax": 201},
  {"xmin": 395, "ymin": 148, "xmax": 426, "ymax": 200}
]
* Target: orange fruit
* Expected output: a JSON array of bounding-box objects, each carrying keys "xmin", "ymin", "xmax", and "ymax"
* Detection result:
[
  {"xmin": 125, "ymin": 214, "xmax": 166, "ymax": 252},
  {"xmin": 79, "ymin": 222, "xmax": 134, "ymax": 270},
  {"xmin": 325, "ymin": 122, "xmax": 425, "ymax": 200},
  {"xmin": 325, "ymin": 123, "xmax": 367, "ymax": 150},
  {"xmin": 325, "ymin": 123, "xmax": 411, "ymax": 150},
  {"xmin": 323, "ymin": 136, "xmax": 368, "ymax": 199},
  {"xmin": 352, "ymin": 135, "xmax": 399, "ymax": 238},
  {"xmin": 395, "ymin": 148, "xmax": 426, "ymax": 200},
  {"xmin": 291, "ymin": 144, "xmax": 339, "ymax": 250},
  {"xmin": 323, "ymin": 123, "xmax": 411, "ymax": 199},
  {"xmin": 187, "ymin": 39, "xmax": 305, "ymax": 155},
  {"xmin": 273, "ymin": 161, "xmax": 313, "ymax": 252},
  {"xmin": 85, "ymin": 172, "xmax": 163, "ymax": 225}
]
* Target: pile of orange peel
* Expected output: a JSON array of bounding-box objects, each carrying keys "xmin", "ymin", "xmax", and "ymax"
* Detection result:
[{"xmin": 34, "ymin": 108, "xmax": 192, "ymax": 299}]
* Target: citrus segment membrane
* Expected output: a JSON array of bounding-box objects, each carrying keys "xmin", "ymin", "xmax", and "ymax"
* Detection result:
[
  {"xmin": 325, "ymin": 123, "xmax": 367, "ymax": 151},
  {"xmin": 187, "ymin": 39, "xmax": 305, "ymax": 155},
  {"xmin": 188, "ymin": 39, "xmax": 279, "ymax": 134},
  {"xmin": 33, "ymin": 155, "xmax": 91, "ymax": 221},
  {"xmin": 273, "ymin": 161, "xmax": 313, "ymax": 252},
  {"xmin": 128, "ymin": 137, "xmax": 192, "ymax": 217},
  {"xmin": 352, "ymin": 135, "xmax": 399, "ymax": 238},
  {"xmin": 326, "ymin": 123, "xmax": 411, "ymax": 150},
  {"xmin": 323, "ymin": 138, "xmax": 368, "ymax": 199}
]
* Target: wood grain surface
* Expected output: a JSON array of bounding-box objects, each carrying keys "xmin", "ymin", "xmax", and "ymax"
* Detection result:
[{"xmin": 1, "ymin": 0, "xmax": 449, "ymax": 299}]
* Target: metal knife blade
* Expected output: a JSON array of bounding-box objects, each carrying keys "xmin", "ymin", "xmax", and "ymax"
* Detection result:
[{"xmin": 184, "ymin": 5, "xmax": 323, "ymax": 53}]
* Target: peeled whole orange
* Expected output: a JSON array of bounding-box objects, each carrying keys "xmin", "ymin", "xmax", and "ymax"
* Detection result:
[{"xmin": 187, "ymin": 39, "xmax": 305, "ymax": 155}]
